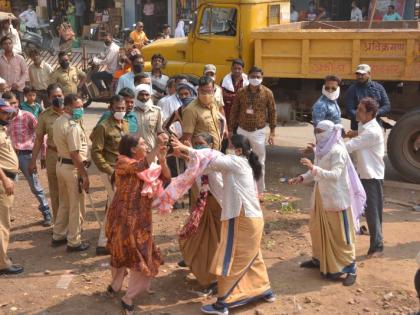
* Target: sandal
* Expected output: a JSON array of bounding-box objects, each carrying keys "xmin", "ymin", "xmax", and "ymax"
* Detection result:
[{"xmin": 121, "ymin": 299, "xmax": 134, "ymax": 315}]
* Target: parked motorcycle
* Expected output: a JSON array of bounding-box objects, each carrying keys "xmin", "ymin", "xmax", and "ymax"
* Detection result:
[{"xmin": 20, "ymin": 21, "xmax": 55, "ymax": 56}]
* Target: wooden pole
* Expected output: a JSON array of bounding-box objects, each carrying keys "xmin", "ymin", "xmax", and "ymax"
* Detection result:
[{"xmin": 368, "ymin": 0, "xmax": 378, "ymax": 29}]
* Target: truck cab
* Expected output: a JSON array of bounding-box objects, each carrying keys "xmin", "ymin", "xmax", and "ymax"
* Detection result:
[{"xmin": 142, "ymin": 0, "xmax": 290, "ymax": 78}]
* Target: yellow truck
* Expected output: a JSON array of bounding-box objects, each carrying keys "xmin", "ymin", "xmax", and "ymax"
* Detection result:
[{"xmin": 142, "ymin": 0, "xmax": 420, "ymax": 183}]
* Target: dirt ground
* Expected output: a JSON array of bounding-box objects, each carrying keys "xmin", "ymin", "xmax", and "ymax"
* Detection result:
[{"xmin": 1, "ymin": 103, "xmax": 419, "ymax": 315}]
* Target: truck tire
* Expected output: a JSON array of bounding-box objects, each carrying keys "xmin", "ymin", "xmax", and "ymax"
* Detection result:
[{"xmin": 387, "ymin": 109, "xmax": 420, "ymax": 183}]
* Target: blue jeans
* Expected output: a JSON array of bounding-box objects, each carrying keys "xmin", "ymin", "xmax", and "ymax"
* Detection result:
[{"xmin": 18, "ymin": 152, "xmax": 50, "ymax": 215}]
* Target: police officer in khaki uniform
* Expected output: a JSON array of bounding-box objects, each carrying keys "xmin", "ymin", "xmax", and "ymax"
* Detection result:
[
  {"xmin": 52, "ymin": 94, "xmax": 90, "ymax": 252},
  {"xmin": 133, "ymin": 84, "xmax": 164, "ymax": 152},
  {"xmin": 49, "ymin": 52, "xmax": 86, "ymax": 96},
  {"xmin": 0, "ymin": 99, "xmax": 23, "ymax": 275},
  {"xmin": 90, "ymin": 95, "xmax": 128, "ymax": 256},
  {"xmin": 29, "ymin": 84, "xmax": 64, "ymax": 224}
]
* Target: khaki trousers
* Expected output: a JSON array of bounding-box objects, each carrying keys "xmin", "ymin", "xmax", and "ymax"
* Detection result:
[
  {"xmin": 53, "ymin": 163, "xmax": 85, "ymax": 247},
  {"xmin": 46, "ymin": 149, "xmax": 59, "ymax": 224},
  {"xmin": 0, "ymin": 184, "xmax": 14, "ymax": 269},
  {"xmin": 97, "ymin": 174, "xmax": 114, "ymax": 247}
]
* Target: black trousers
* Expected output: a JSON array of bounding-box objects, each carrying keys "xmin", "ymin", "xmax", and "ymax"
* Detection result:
[
  {"xmin": 92, "ymin": 71, "xmax": 113, "ymax": 92},
  {"xmin": 361, "ymin": 179, "xmax": 384, "ymax": 252},
  {"xmin": 75, "ymin": 15, "xmax": 84, "ymax": 37}
]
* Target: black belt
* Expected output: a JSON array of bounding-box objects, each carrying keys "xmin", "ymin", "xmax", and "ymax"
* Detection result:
[
  {"xmin": 58, "ymin": 157, "xmax": 90, "ymax": 168},
  {"xmin": 3, "ymin": 170, "xmax": 17, "ymax": 180},
  {"xmin": 15, "ymin": 149, "xmax": 32, "ymax": 155}
]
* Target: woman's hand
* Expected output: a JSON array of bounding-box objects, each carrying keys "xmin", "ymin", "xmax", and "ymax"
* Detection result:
[
  {"xmin": 171, "ymin": 137, "xmax": 190, "ymax": 161},
  {"xmin": 300, "ymin": 158, "xmax": 314, "ymax": 170},
  {"xmin": 299, "ymin": 143, "xmax": 315, "ymax": 155},
  {"xmin": 288, "ymin": 176, "xmax": 303, "ymax": 185},
  {"xmin": 157, "ymin": 144, "xmax": 168, "ymax": 163}
]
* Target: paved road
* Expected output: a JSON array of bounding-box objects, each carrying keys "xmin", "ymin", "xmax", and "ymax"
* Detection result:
[{"xmin": 84, "ymin": 101, "xmax": 407, "ymax": 182}]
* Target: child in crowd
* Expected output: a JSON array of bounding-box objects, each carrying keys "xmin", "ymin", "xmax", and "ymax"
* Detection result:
[{"xmin": 20, "ymin": 86, "xmax": 43, "ymax": 119}]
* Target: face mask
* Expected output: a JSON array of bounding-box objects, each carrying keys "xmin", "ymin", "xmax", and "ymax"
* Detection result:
[
  {"xmin": 52, "ymin": 97, "xmax": 64, "ymax": 108},
  {"xmin": 322, "ymin": 85, "xmax": 340, "ymax": 101},
  {"xmin": 134, "ymin": 99, "xmax": 149, "ymax": 110},
  {"xmin": 60, "ymin": 61, "xmax": 70, "ymax": 69},
  {"xmin": 315, "ymin": 131, "xmax": 329, "ymax": 144},
  {"xmin": 249, "ymin": 78, "xmax": 262, "ymax": 86},
  {"xmin": 113, "ymin": 111, "xmax": 126, "ymax": 120},
  {"xmin": 225, "ymin": 148, "xmax": 235, "ymax": 155},
  {"xmin": 198, "ymin": 94, "xmax": 213, "ymax": 105},
  {"xmin": 133, "ymin": 64, "xmax": 143, "ymax": 74},
  {"xmin": 71, "ymin": 108, "xmax": 84, "ymax": 121},
  {"xmin": 180, "ymin": 96, "xmax": 194, "ymax": 106},
  {"xmin": 194, "ymin": 145, "xmax": 207, "ymax": 150}
]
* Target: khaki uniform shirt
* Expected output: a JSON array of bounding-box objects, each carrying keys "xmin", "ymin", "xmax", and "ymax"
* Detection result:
[
  {"xmin": 49, "ymin": 66, "xmax": 86, "ymax": 95},
  {"xmin": 0, "ymin": 127, "xmax": 18, "ymax": 173},
  {"xmin": 134, "ymin": 105, "xmax": 164, "ymax": 151},
  {"xmin": 182, "ymin": 99, "xmax": 222, "ymax": 150},
  {"xmin": 91, "ymin": 117, "xmax": 128, "ymax": 175},
  {"xmin": 53, "ymin": 113, "xmax": 88, "ymax": 161},
  {"xmin": 36, "ymin": 107, "xmax": 61, "ymax": 148}
]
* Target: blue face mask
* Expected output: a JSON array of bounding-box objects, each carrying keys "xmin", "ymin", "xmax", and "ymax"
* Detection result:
[
  {"xmin": 72, "ymin": 108, "xmax": 84, "ymax": 121},
  {"xmin": 194, "ymin": 145, "xmax": 207, "ymax": 150},
  {"xmin": 180, "ymin": 96, "xmax": 195, "ymax": 106}
]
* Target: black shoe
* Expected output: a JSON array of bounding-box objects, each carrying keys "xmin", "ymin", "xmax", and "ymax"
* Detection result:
[
  {"xmin": 51, "ymin": 238, "xmax": 67, "ymax": 247},
  {"xmin": 42, "ymin": 213, "xmax": 52, "ymax": 227},
  {"xmin": 177, "ymin": 260, "xmax": 187, "ymax": 267},
  {"xmin": 300, "ymin": 259, "xmax": 319, "ymax": 269},
  {"xmin": 0, "ymin": 264, "xmax": 24, "ymax": 275},
  {"xmin": 121, "ymin": 299, "xmax": 134, "ymax": 315},
  {"xmin": 67, "ymin": 241, "xmax": 90, "ymax": 252},
  {"xmin": 343, "ymin": 273, "xmax": 357, "ymax": 286},
  {"xmin": 202, "ymin": 282, "xmax": 218, "ymax": 296},
  {"xmin": 96, "ymin": 246, "xmax": 110, "ymax": 256}
]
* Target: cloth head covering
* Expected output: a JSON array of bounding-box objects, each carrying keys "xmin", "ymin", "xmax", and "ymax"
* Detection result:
[
  {"xmin": 135, "ymin": 84, "xmax": 151, "ymax": 96},
  {"xmin": 176, "ymin": 82, "xmax": 197, "ymax": 97},
  {"xmin": 174, "ymin": 20, "xmax": 185, "ymax": 38},
  {"xmin": 315, "ymin": 120, "xmax": 366, "ymax": 233}
]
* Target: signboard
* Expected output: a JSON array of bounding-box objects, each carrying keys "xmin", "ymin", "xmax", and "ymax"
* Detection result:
[{"xmin": 369, "ymin": 0, "xmax": 406, "ymax": 20}]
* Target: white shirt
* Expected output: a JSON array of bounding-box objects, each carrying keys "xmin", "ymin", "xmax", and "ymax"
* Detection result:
[
  {"xmin": 290, "ymin": 10, "xmax": 299, "ymax": 22},
  {"xmin": 206, "ymin": 153, "xmax": 262, "ymax": 220},
  {"xmin": 196, "ymin": 171, "xmax": 224, "ymax": 207},
  {"xmin": 302, "ymin": 142, "xmax": 351, "ymax": 211},
  {"xmin": 157, "ymin": 94, "xmax": 182, "ymax": 137},
  {"xmin": 19, "ymin": 9, "xmax": 39, "ymax": 28},
  {"xmin": 351, "ymin": 7, "xmax": 363, "ymax": 21},
  {"xmin": 345, "ymin": 119, "xmax": 385, "ymax": 179},
  {"xmin": 95, "ymin": 42, "xmax": 120, "ymax": 73},
  {"xmin": 29, "ymin": 61, "xmax": 53, "ymax": 90}
]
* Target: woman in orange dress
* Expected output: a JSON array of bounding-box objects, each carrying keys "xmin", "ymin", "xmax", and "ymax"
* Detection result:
[{"xmin": 105, "ymin": 134, "xmax": 170, "ymax": 315}]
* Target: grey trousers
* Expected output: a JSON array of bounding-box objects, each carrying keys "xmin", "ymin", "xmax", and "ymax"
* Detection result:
[{"xmin": 361, "ymin": 179, "xmax": 384, "ymax": 252}]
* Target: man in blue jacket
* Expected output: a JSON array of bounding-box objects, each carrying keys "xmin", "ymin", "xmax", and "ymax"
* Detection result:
[{"xmin": 345, "ymin": 64, "xmax": 391, "ymax": 130}]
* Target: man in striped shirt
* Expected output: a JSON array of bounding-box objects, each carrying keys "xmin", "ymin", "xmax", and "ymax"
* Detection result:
[{"xmin": 4, "ymin": 92, "xmax": 51, "ymax": 227}]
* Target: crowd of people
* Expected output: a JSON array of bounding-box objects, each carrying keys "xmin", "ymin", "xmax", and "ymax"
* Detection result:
[{"xmin": 0, "ymin": 19, "xmax": 419, "ymax": 314}]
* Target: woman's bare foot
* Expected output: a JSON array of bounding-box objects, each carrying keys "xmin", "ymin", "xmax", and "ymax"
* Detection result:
[{"xmin": 121, "ymin": 297, "xmax": 134, "ymax": 315}]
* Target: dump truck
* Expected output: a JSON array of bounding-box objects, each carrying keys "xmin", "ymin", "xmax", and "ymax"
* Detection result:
[{"xmin": 142, "ymin": 0, "xmax": 420, "ymax": 183}]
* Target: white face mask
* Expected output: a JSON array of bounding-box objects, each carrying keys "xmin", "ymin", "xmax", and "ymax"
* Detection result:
[
  {"xmin": 134, "ymin": 99, "xmax": 150, "ymax": 110},
  {"xmin": 249, "ymin": 78, "xmax": 262, "ymax": 87},
  {"xmin": 225, "ymin": 149, "xmax": 236, "ymax": 155},
  {"xmin": 113, "ymin": 111, "xmax": 126, "ymax": 121},
  {"xmin": 322, "ymin": 85, "xmax": 340, "ymax": 101}
]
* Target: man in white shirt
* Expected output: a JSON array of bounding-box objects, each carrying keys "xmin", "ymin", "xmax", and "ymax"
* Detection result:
[
  {"xmin": 345, "ymin": 97, "xmax": 385, "ymax": 258},
  {"xmin": 19, "ymin": 5, "xmax": 39, "ymax": 32},
  {"xmin": 350, "ymin": 1, "xmax": 363, "ymax": 22},
  {"xmin": 91, "ymin": 33, "xmax": 120, "ymax": 95},
  {"xmin": 290, "ymin": 4, "xmax": 299, "ymax": 22},
  {"xmin": 0, "ymin": 19, "xmax": 22, "ymax": 55},
  {"xmin": 28, "ymin": 49, "xmax": 53, "ymax": 107}
]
